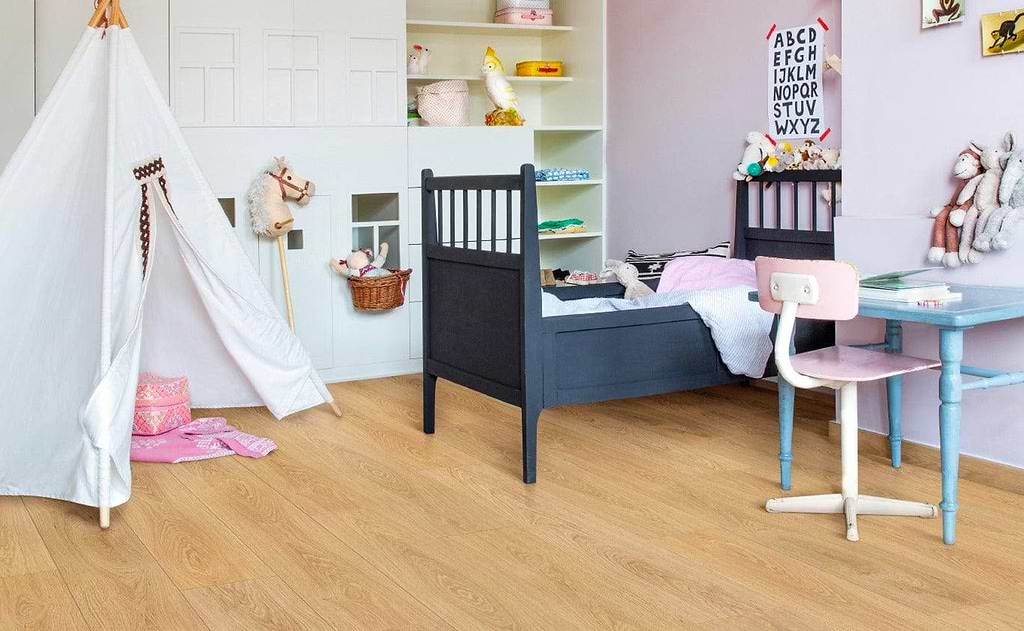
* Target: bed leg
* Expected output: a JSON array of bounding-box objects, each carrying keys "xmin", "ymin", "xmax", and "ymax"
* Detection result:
[
  {"xmin": 522, "ymin": 406, "xmax": 540, "ymax": 484},
  {"xmin": 423, "ymin": 373, "xmax": 438, "ymax": 434}
]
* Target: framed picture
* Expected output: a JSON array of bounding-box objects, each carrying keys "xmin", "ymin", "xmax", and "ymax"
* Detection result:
[
  {"xmin": 983, "ymin": 9, "xmax": 1024, "ymax": 56},
  {"xmin": 923, "ymin": 0, "xmax": 965, "ymax": 28}
]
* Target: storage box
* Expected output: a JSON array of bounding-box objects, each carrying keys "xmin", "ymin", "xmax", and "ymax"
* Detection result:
[
  {"xmin": 495, "ymin": 8, "xmax": 554, "ymax": 26},
  {"xmin": 133, "ymin": 373, "xmax": 191, "ymax": 436},
  {"xmin": 496, "ymin": 0, "xmax": 550, "ymax": 11},
  {"xmin": 516, "ymin": 60, "xmax": 564, "ymax": 77}
]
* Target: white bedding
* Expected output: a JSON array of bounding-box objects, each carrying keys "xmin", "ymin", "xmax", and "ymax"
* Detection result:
[{"xmin": 541, "ymin": 286, "xmax": 773, "ymax": 378}]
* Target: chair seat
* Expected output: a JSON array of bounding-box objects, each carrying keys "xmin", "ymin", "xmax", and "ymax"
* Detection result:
[{"xmin": 790, "ymin": 346, "xmax": 940, "ymax": 383}]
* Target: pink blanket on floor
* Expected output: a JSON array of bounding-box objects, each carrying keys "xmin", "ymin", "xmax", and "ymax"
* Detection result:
[{"xmin": 130, "ymin": 417, "xmax": 277, "ymax": 464}]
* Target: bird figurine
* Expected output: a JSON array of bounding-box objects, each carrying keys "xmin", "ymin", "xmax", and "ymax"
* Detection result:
[
  {"xmin": 482, "ymin": 47, "xmax": 525, "ymax": 126},
  {"xmin": 407, "ymin": 52, "xmax": 420, "ymax": 75}
]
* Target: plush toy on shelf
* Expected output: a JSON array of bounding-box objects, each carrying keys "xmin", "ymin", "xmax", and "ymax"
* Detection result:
[
  {"xmin": 408, "ymin": 44, "xmax": 431, "ymax": 75},
  {"xmin": 971, "ymin": 132, "xmax": 1016, "ymax": 254},
  {"xmin": 993, "ymin": 146, "xmax": 1024, "ymax": 250},
  {"xmin": 601, "ymin": 260, "xmax": 655, "ymax": 301},
  {"xmin": 927, "ymin": 144, "xmax": 983, "ymax": 268},
  {"xmin": 482, "ymin": 47, "xmax": 525, "ymax": 126},
  {"xmin": 331, "ymin": 243, "xmax": 392, "ymax": 279}
]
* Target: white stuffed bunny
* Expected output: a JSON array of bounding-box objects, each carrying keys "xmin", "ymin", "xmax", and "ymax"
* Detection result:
[
  {"xmin": 602, "ymin": 260, "xmax": 655, "ymax": 301},
  {"xmin": 733, "ymin": 132, "xmax": 776, "ymax": 181},
  {"xmin": 972, "ymin": 132, "xmax": 1016, "ymax": 253}
]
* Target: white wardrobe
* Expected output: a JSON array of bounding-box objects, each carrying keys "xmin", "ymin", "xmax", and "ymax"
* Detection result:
[{"xmin": 16, "ymin": 0, "xmax": 606, "ymax": 383}]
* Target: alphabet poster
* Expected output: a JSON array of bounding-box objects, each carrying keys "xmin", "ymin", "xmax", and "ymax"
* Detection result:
[{"xmin": 768, "ymin": 23, "xmax": 826, "ymax": 140}]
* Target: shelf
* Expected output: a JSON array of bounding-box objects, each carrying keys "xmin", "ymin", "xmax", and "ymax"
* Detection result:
[
  {"xmin": 538, "ymin": 231, "xmax": 603, "ymax": 241},
  {"xmin": 533, "ymin": 125, "xmax": 603, "ymax": 133},
  {"xmin": 536, "ymin": 179, "xmax": 603, "ymax": 188},
  {"xmin": 407, "ymin": 74, "xmax": 573, "ymax": 84},
  {"xmin": 407, "ymin": 19, "xmax": 574, "ymax": 37}
]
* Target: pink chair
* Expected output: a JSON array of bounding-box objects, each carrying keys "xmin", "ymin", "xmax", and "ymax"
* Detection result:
[{"xmin": 755, "ymin": 257, "xmax": 939, "ymax": 542}]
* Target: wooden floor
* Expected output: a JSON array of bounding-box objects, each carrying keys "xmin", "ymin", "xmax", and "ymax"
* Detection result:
[{"xmin": 3, "ymin": 376, "xmax": 1024, "ymax": 630}]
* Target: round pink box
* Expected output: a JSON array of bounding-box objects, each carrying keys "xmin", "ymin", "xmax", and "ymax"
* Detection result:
[{"xmin": 133, "ymin": 373, "xmax": 192, "ymax": 436}]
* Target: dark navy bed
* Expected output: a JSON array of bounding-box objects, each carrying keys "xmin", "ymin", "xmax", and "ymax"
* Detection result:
[{"xmin": 421, "ymin": 165, "xmax": 841, "ymax": 483}]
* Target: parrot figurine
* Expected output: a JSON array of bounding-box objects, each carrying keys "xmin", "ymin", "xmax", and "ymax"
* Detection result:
[{"xmin": 482, "ymin": 47, "xmax": 525, "ymax": 126}]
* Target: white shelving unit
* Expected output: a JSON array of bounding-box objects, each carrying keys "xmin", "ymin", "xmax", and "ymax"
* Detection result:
[
  {"xmin": 407, "ymin": 74, "xmax": 574, "ymax": 83},
  {"xmin": 407, "ymin": 19, "xmax": 573, "ymax": 36},
  {"xmin": 406, "ymin": 0, "xmax": 607, "ymax": 273}
]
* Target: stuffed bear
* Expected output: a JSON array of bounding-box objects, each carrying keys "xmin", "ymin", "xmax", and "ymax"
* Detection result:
[
  {"xmin": 927, "ymin": 144, "xmax": 983, "ymax": 268},
  {"xmin": 332, "ymin": 243, "xmax": 391, "ymax": 278},
  {"xmin": 822, "ymin": 147, "xmax": 841, "ymax": 170},
  {"xmin": 971, "ymin": 132, "xmax": 1016, "ymax": 253},
  {"xmin": 733, "ymin": 132, "xmax": 776, "ymax": 181},
  {"xmin": 601, "ymin": 259, "xmax": 655, "ymax": 301},
  {"xmin": 991, "ymin": 146, "xmax": 1024, "ymax": 251}
]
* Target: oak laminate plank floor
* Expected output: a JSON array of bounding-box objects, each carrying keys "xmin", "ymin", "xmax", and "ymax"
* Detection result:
[
  {"xmin": 3, "ymin": 376, "xmax": 1024, "ymax": 630},
  {"xmin": 0, "ymin": 571, "xmax": 87, "ymax": 631},
  {"xmin": 22, "ymin": 498, "xmax": 210, "ymax": 630},
  {"xmin": 183, "ymin": 578, "xmax": 333, "ymax": 631},
  {"xmin": 0, "ymin": 497, "xmax": 55, "ymax": 579},
  {"xmin": 121, "ymin": 464, "xmax": 276, "ymax": 590}
]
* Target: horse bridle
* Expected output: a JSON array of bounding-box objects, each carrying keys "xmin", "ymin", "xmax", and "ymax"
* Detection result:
[{"xmin": 267, "ymin": 167, "xmax": 311, "ymax": 204}]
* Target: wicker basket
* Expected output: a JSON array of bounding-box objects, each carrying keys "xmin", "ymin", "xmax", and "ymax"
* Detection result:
[{"xmin": 348, "ymin": 270, "xmax": 412, "ymax": 311}]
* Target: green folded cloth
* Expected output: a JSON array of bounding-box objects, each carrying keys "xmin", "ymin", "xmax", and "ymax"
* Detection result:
[{"xmin": 538, "ymin": 218, "xmax": 586, "ymax": 233}]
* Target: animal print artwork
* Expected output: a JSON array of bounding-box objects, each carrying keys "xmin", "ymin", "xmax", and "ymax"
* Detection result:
[
  {"xmin": 923, "ymin": 0, "xmax": 965, "ymax": 29},
  {"xmin": 983, "ymin": 8, "xmax": 1024, "ymax": 56}
]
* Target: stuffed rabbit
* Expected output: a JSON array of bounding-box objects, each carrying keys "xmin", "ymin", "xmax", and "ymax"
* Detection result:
[
  {"xmin": 972, "ymin": 132, "xmax": 1016, "ymax": 253},
  {"xmin": 602, "ymin": 260, "xmax": 654, "ymax": 301}
]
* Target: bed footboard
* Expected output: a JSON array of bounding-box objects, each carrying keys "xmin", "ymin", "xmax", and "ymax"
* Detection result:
[{"xmin": 421, "ymin": 166, "xmax": 544, "ymax": 482}]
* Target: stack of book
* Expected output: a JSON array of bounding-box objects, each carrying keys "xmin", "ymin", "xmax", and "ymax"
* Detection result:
[{"xmin": 859, "ymin": 269, "xmax": 961, "ymax": 304}]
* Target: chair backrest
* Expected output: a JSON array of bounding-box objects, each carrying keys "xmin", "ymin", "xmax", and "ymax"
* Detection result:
[{"xmin": 755, "ymin": 257, "xmax": 859, "ymax": 322}]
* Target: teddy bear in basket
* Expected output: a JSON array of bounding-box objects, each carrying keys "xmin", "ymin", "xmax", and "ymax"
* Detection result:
[{"xmin": 331, "ymin": 243, "xmax": 392, "ymax": 278}]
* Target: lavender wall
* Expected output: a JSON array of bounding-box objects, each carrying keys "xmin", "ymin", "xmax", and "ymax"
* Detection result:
[
  {"xmin": 839, "ymin": 1, "xmax": 1024, "ymax": 469},
  {"xmin": 607, "ymin": 0, "xmax": 842, "ymax": 258}
]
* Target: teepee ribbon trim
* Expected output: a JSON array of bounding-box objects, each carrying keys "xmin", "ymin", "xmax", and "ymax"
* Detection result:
[{"xmin": 132, "ymin": 157, "xmax": 166, "ymax": 277}]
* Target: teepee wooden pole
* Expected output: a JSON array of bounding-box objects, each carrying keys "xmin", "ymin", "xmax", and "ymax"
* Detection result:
[
  {"xmin": 88, "ymin": 0, "xmax": 112, "ymax": 27},
  {"xmin": 276, "ymin": 236, "xmax": 296, "ymax": 331}
]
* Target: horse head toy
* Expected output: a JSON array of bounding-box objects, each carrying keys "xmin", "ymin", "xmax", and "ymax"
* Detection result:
[{"xmin": 247, "ymin": 157, "xmax": 316, "ymax": 238}]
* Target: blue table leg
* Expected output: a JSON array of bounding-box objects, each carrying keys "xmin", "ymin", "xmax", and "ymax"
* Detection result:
[
  {"xmin": 778, "ymin": 378, "xmax": 795, "ymax": 491},
  {"xmin": 939, "ymin": 328, "xmax": 964, "ymax": 545},
  {"xmin": 885, "ymin": 320, "xmax": 904, "ymax": 469}
]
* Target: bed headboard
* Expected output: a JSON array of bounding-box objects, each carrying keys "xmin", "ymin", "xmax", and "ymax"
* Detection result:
[{"xmin": 733, "ymin": 170, "xmax": 841, "ymax": 262}]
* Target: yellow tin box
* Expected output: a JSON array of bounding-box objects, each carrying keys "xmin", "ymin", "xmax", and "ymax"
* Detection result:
[{"xmin": 515, "ymin": 61, "xmax": 564, "ymax": 77}]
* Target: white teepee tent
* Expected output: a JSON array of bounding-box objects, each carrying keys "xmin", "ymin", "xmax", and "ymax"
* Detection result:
[{"xmin": 0, "ymin": 1, "xmax": 338, "ymax": 528}]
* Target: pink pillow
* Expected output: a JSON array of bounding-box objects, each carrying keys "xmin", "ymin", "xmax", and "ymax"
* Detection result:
[{"xmin": 656, "ymin": 256, "xmax": 757, "ymax": 293}]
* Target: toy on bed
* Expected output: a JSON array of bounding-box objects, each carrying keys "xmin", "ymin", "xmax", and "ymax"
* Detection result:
[
  {"xmin": 601, "ymin": 259, "xmax": 655, "ymax": 300},
  {"xmin": 331, "ymin": 243, "xmax": 392, "ymax": 278},
  {"xmin": 482, "ymin": 47, "xmax": 525, "ymax": 126},
  {"xmin": 926, "ymin": 144, "xmax": 983, "ymax": 268}
]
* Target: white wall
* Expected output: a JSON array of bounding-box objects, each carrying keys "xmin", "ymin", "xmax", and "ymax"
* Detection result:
[
  {"xmin": 840, "ymin": 0, "xmax": 1024, "ymax": 469},
  {"xmin": 0, "ymin": 0, "xmax": 35, "ymax": 171},
  {"xmin": 35, "ymin": 0, "xmax": 170, "ymax": 106}
]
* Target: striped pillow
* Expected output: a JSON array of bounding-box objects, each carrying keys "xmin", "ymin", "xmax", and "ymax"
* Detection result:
[{"xmin": 625, "ymin": 241, "xmax": 731, "ymax": 281}]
